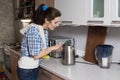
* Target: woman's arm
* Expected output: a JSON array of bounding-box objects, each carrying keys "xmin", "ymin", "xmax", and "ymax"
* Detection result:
[{"xmin": 33, "ymin": 44, "xmax": 63, "ymax": 60}]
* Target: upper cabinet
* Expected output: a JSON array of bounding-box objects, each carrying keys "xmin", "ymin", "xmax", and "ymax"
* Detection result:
[
  {"xmin": 87, "ymin": 0, "xmax": 120, "ymax": 26},
  {"xmin": 14, "ymin": 0, "xmax": 35, "ymax": 19},
  {"xmin": 110, "ymin": 0, "xmax": 120, "ymax": 26},
  {"xmin": 14, "ymin": 0, "xmax": 53, "ymax": 19},
  {"xmin": 54, "ymin": 0, "xmax": 87, "ymax": 26},
  {"xmin": 14, "ymin": 0, "xmax": 120, "ymax": 26},
  {"xmin": 35, "ymin": 0, "xmax": 54, "ymax": 8},
  {"xmin": 87, "ymin": 0, "xmax": 110, "ymax": 26}
]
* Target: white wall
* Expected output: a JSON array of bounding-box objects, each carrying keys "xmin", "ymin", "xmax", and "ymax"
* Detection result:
[{"xmin": 0, "ymin": 0, "xmax": 15, "ymax": 61}]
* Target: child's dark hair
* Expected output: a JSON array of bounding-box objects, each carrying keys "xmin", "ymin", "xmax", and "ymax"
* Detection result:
[{"xmin": 31, "ymin": 4, "xmax": 61, "ymax": 25}]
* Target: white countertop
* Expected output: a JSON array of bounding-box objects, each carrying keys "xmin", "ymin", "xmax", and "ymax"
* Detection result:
[{"xmin": 40, "ymin": 57, "xmax": 120, "ymax": 80}]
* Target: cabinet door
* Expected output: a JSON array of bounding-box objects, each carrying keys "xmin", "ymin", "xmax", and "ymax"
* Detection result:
[
  {"xmin": 110, "ymin": 0, "xmax": 120, "ymax": 26},
  {"xmin": 10, "ymin": 51, "xmax": 20, "ymax": 80},
  {"xmin": 52, "ymin": 75, "xmax": 64, "ymax": 80},
  {"xmin": 54, "ymin": 0, "xmax": 87, "ymax": 25},
  {"xmin": 3, "ymin": 48, "xmax": 12, "ymax": 80},
  {"xmin": 87, "ymin": 0, "xmax": 110, "ymax": 25},
  {"xmin": 35, "ymin": 0, "xmax": 54, "ymax": 8},
  {"xmin": 39, "ymin": 68, "xmax": 52, "ymax": 80},
  {"xmin": 15, "ymin": 0, "xmax": 35, "ymax": 19},
  {"xmin": 39, "ymin": 67, "xmax": 64, "ymax": 80},
  {"xmin": 44, "ymin": 0, "xmax": 54, "ymax": 7}
]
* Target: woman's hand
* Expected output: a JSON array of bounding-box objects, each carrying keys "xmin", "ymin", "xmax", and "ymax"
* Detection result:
[
  {"xmin": 50, "ymin": 43, "xmax": 63, "ymax": 51},
  {"xmin": 55, "ymin": 46, "xmax": 63, "ymax": 52}
]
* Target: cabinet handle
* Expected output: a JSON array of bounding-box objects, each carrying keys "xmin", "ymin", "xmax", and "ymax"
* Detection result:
[
  {"xmin": 87, "ymin": 20, "xmax": 103, "ymax": 24},
  {"xmin": 61, "ymin": 21, "xmax": 73, "ymax": 24},
  {"xmin": 111, "ymin": 21, "xmax": 120, "ymax": 24},
  {"xmin": 60, "ymin": 21, "xmax": 73, "ymax": 26}
]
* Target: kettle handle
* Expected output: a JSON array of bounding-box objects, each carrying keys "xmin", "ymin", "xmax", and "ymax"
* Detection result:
[
  {"xmin": 73, "ymin": 38, "xmax": 75, "ymax": 47},
  {"xmin": 95, "ymin": 47, "xmax": 101, "ymax": 64},
  {"xmin": 95, "ymin": 47, "xmax": 101, "ymax": 65},
  {"xmin": 95, "ymin": 48, "xmax": 98, "ymax": 61}
]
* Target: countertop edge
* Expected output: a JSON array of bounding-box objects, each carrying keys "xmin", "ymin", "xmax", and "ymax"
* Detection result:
[{"xmin": 39, "ymin": 62, "xmax": 70, "ymax": 80}]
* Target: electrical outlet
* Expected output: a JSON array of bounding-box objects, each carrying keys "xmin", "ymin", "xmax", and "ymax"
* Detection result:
[{"xmin": 75, "ymin": 49, "xmax": 85, "ymax": 57}]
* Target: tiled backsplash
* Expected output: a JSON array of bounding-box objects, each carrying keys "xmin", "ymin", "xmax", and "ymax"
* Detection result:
[
  {"xmin": 49, "ymin": 26, "xmax": 88, "ymax": 57},
  {"xmin": 105, "ymin": 27, "xmax": 120, "ymax": 62},
  {"xmin": 49, "ymin": 26, "xmax": 120, "ymax": 62}
]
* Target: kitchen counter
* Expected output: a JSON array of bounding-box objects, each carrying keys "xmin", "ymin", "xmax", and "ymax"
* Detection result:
[
  {"xmin": 40, "ymin": 57, "xmax": 120, "ymax": 80},
  {"xmin": 3, "ymin": 46, "xmax": 120, "ymax": 80}
]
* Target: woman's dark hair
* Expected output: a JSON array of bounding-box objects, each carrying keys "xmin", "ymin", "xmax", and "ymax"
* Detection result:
[{"xmin": 31, "ymin": 4, "xmax": 61, "ymax": 25}]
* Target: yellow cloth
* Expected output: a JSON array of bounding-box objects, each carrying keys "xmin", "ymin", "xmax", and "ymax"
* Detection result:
[{"xmin": 43, "ymin": 55, "xmax": 50, "ymax": 59}]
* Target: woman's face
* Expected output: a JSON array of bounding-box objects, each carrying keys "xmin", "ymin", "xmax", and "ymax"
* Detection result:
[{"xmin": 47, "ymin": 17, "xmax": 61, "ymax": 30}]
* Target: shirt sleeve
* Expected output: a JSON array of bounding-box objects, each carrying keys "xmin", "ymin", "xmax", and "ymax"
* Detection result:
[
  {"xmin": 45, "ymin": 30, "xmax": 49, "ymax": 48},
  {"xmin": 26, "ymin": 27, "xmax": 43, "ymax": 56}
]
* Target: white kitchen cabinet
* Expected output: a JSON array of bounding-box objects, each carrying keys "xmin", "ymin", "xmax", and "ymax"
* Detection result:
[
  {"xmin": 87, "ymin": 0, "xmax": 110, "ymax": 26},
  {"xmin": 54, "ymin": 0, "xmax": 87, "ymax": 26},
  {"xmin": 110, "ymin": 0, "xmax": 120, "ymax": 26},
  {"xmin": 87, "ymin": 0, "xmax": 120, "ymax": 26},
  {"xmin": 39, "ymin": 67, "xmax": 65, "ymax": 80},
  {"xmin": 3, "ymin": 45, "xmax": 21, "ymax": 80}
]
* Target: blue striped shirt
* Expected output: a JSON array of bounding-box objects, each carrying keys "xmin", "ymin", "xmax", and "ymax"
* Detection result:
[{"xmin": 21, "ymin": 25, "xmax": 49, "ymax": 62}]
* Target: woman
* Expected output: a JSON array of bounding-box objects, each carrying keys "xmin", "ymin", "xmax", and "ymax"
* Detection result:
[{"xmin": 17, "ymin": 4, "xmax": 62, "ymax": 80}]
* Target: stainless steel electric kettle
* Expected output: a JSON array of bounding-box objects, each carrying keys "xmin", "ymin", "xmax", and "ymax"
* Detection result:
[{"xmin": 61, "ymin": 45, "xmax": 75, "ymax": 65}]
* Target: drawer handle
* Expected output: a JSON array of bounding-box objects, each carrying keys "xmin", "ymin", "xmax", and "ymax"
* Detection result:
[
  {"xmin": 111, "ymin": 21, "xmax": 120, "ymax": 24},
  {"xmin": 87, "ymin": 20, "xmax": 103, "ymax": 24}
]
